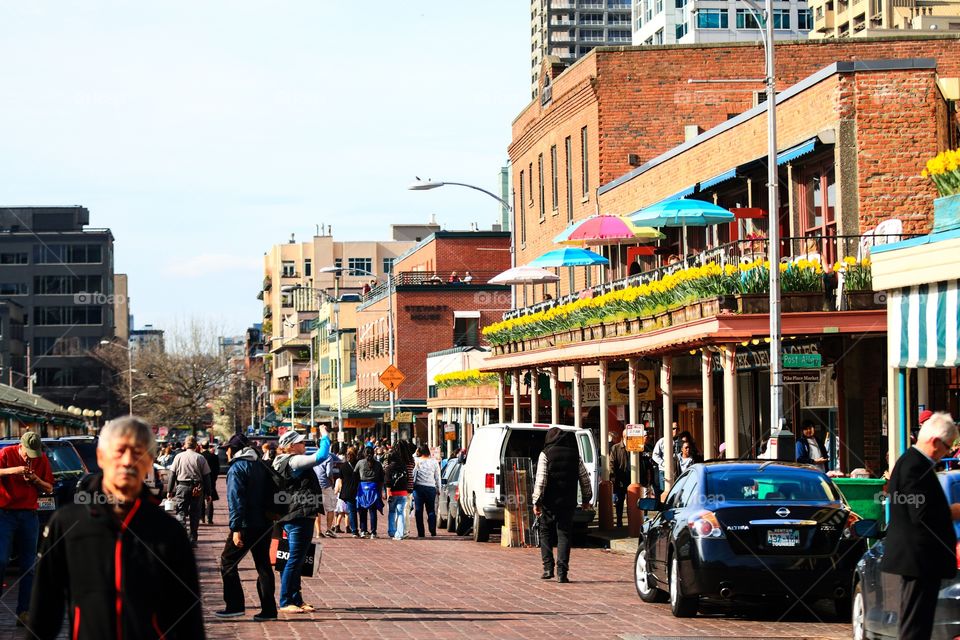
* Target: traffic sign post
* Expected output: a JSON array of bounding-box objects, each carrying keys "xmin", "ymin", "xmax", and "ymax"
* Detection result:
[
  {"xmin": 783, "ymin": 353, "xmax": 821, "ymax": 369},
  {"xmin": 379, "ymin": 365, "xmax": 406, "ymax": 392}
]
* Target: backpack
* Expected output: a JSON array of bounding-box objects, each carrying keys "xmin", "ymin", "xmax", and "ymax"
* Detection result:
[
  {"xmin": 388, "ymin": 464, "xmax": 407, "ymax": 492},
  {"xmin": 262, "ymin": 459, "xmax": 290, "ymax": 521}
]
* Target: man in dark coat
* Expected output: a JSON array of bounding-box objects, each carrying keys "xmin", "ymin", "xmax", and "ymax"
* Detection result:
[
  {"xmin": 882, "ymin": 412, "xmax": 960, "ymax": 640},
  {"xmin": 28, "ymin": 416, "xmax": 204, "ymax": 639},
  {"xmin": 609, "ymin": 430, "xmax": 629, "ymax": 528},
  {"xmin": 532, "ymin": 427, "xmax": 593, "ymax": 583},
  {"xmin": 201, "ymin": 442, "xmax": 221, "ymax": 524}
]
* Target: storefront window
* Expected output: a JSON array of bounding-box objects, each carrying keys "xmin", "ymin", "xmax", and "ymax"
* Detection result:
[{"xmin": 801, "ymin": 161, "xmax": 837, "ymax": 263}]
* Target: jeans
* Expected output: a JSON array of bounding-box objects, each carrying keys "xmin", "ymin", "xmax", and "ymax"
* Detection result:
[
  {"xmin": 358, "ymin": 505, "xmax": 378, "ymax": 535},
  {"xmin": 0, "ymin": 509, "xmax": 40, "ymax": 614},
  {"xmin": 387, "ymin": 495, "xmax": 408, "ymax": 538},
  {"xmin": 538, "ymin": 507, "xmax": 574, "ymax": 577},
  {"xmin": 345, "ymin": 500, "xmax": 358, "ymax": 534},
  {"xmin": 279, "ymin": 519, "xmax": 313, "ymax": 608},
  {"xmin": 220, "ymin": 526, "xmax": 276, "ymax": 615},
  {"xmin": 413, "ymin": 485, "xmax": 438, "ymax": 537}
]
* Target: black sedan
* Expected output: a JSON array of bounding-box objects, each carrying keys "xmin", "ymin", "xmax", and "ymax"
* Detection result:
[
  {"xmin": 852, "ymin": 470, "xmax": 960, "ymax": 639},
  {"xmin": 635, "ymin": 461, "xmax": 869, "ymax": 618}
]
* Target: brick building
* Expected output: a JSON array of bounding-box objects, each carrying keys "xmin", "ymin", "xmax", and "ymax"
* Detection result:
[{"xmin": 355, "ymin": 231, "xmax": 511, "ymax": 439}]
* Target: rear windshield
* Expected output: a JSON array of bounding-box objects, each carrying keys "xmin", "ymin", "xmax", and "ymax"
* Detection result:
[
  {"xmin": 44, "ymin": 443, "xmax": 86, "ymax": 477},
  {"xmin": 503, "ymin": 430, "xmax": 547, "ymax": 462},
  {"xmin": 705, "ymin": 468, "xmax": 840, "ymax": 502}
]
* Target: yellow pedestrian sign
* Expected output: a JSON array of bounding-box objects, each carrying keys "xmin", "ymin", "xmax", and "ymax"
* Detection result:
[{"xmin": 379, "ymin": 365, "xmax": 406, "ymax": 392}]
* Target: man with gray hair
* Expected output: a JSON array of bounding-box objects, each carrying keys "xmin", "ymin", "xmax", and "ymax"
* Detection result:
[
  {"xmin": 167, "ymin": 435, "xmax": 212, "ymax": 545},
  {"xmin": 28, "ymin": 416, "xmax": 204, "ymax": 638},
  {"xmin": 883, "ymin": 411, "xmax": 960, "ymax": 640}
]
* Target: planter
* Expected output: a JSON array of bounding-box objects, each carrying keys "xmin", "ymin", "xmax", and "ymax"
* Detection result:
[
  {"xmin": 845, "ymin": 290, "xmax": 883, "ymax": 310},
  {"xmin": 668, "ymin": 305, "xmax": 688, "ymax": 326},
  {"xmin": 654, "ymin": 311, "xmax": 672, "ymax": 330},
  {"xmin": 781, "ymin": 291, "xmax": 827, "ymax": 313},
  {"xmin": 685, "ymin": 301, "xmax": 704, "ymax": 322},
  {"xmin": 641, "ymin": 315, "xmax": 658, "ymax": 331},
  {"xmin": 736, "ymin": 293, "xmax": 769, "ymax": 314},
  {"xmin": 933, "ymin": 193, "xmax": 960, "ymax": 233}
]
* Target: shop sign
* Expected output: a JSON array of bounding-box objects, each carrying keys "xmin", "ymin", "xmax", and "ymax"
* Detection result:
[
  {"xmin": 444, "ymin": 424, "xmax": 457, "ymax": 441},
  {"xmin": 624, "ymin": 424, "xmax": 647, "ymax": 452},
  {"xmin": 395, "ymin": 411, "xmax": 414, "ymax": 423}
]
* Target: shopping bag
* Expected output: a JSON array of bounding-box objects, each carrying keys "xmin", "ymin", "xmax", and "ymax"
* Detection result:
[{"xmin": 274, "ymin": 538, "xmax": 321, "ymax": 577}]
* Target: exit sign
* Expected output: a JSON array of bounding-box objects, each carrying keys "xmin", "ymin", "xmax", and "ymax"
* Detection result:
[{"xmin": 783, "ymin": 353, "xmax": 821, "ymax": 368}]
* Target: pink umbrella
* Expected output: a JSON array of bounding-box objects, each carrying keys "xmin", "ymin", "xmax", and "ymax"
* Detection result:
[{"xmin": 564, "ymin": 215, "xmax": 663, "ymax": 279}]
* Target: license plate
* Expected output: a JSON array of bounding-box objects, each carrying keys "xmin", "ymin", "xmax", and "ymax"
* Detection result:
[
  {"xmin": 767, "ymin": 528, "xmax": 800, "ymax": 547},
  {"xmin": 38, "ymin": 497, "xmax": 55, "ymax": 511}
]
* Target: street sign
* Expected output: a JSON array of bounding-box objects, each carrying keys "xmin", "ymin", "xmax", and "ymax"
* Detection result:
[
  {"xmin": 783, "ymin": 353, "xmax": 821, "ymax": 369},
  {"xmin": 624, "ymin": 424, "xmax": 647, "ymax": 453},
  {"xmin": 379, "ymin": 365, "xmax": 406, "ymax": 392},
  {"xmin": 782, "ymin": 369, "xmax": 822, "ymax": 384}
]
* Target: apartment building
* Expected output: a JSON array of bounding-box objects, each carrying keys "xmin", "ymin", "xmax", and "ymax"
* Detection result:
[
  {"xmin": 631, "ymin": 0, "xmax": 811, "ymax": 45},
  {"xmin": 531, "ymin": 0, "xmax": 633, "ymax": 100},
  {"xmin": 808, "ymin": 0, "xmax": 960, "ymax": 38}
]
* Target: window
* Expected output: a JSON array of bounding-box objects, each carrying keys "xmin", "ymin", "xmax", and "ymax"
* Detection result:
[
  {"xmin": 736, "ymin": 8, "xmax": 761, "ymax": 29},
  {"xmin": 797, "ymin": 8, "xmax": 813, "ymax": 30},
  {"xmin": 675, "ymin": 0, "xmax": 687, "ymax": 8},
  {"xmin": 519, "ymin": 170, "xmax": 527, "ymax": 245},
  {"xmin": 304, "ymin": 259, "xmax": 312, "ymax": 277},
  {"xmin": 697, "ymin": 8, "xmax": 728, "ymax": 28},
  {"xmin": 580, "ymin": 126, "xmax": 589, "ymax": 196},
  {"xmin": 565, "ymin": 136, "xmax": 574, "ymax": 223},
  {"xmin": 772, "ymin": 8, "xmax": 790, "ymax": 29},
  {"xmin": 334, "ymin": 258, "xmax": 343, "ymax": 270},
  {"xmin": 35, "ymin": 367, "xmax": 103, "ymax": 387},
  {"xmin": 347, "ymin": 258, "xmax": 372, "ymax": 276},
  {"xmin": 645, "ymin": 0, "xmax": 653, "ymax": 21},
  {"xmin": 528, "ymin": 163, "xmax": 534, "ymax": 204},
  {"xmin": 655, "ymin": 0, "xmax": 663, "ymax": 14},
  {"xmin": 580, "ymin": 13, "xmax": 603, "ymax": 23},
  {"xmin": 675, "ymin": 21, "xmax": 688, "ymax": 38},
  {"xmin": 33, "ymin": 306, "xmax": 103, "ymax": 325},
  {"xmin": 0, "ymin": 283, "xmax": 26, "ymax": 295},
  {"xmin": 550, "ymin": 145, "xmax": 559, "ymax": 212},
  {"xmin": 653, "ymin": 28, "xmax": 664, "ymax": 44},
  {"xmin": 32, "ymin": 244, "xmax": 102, "ymax": 264},
  {"xmin": 453, "ymin": 316, "xmax": 479, "ymax": 347},
  {"xmin": 537, "ymin": 153, "xmax": 545, "ymax": 220},
  {"xmin": 34, "ymin": 275, "xmax": 103, "ymax": 295},
  {"xmin": 382, "ymin": 258, "xmax": 393, "ymax": 274},
  {"xmin": 801, "ymin": 163, "xmax": 838, "ymax": 265},
  {"xmin": 34, "ymin": 336, "xmax": 102, "ymax": 356},
  {"xmin": 281, "ymin": 261, "xmax": 296, "ymax": 277},
  {"xmin": 608, "ymin": 29, "xmax": 632, "ymax": 41},
  {"xmin": 0, "ymin": 253, "xmax": 27, "ymax": 265}
]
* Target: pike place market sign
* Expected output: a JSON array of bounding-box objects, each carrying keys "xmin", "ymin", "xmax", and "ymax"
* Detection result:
[{"xmin": 405, "ymin": 305, "xmax": 448, "ymax": 321}]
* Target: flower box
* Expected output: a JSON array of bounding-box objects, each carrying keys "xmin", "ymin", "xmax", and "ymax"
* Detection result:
[
  {"xmin": 781, "ymin": 292, "xmax": 827, "ymax": 313},
  {"xmin": 641, "ymin": 315, "xmax": 657, "ymax": 331},
  {"xmin": 654, "ymin": 311, "xmax": 672, "ymax": 329},
  {"xmin": 685, "ymin": 301, "xmax": 704, "ymax": 322},
  {"xmin": 934, "ymin": 193, "xmax": 960, "ymax": 233},
  {"xmin": 845, "ymin": 290, "xmax": 883, "ymax": 311},
  {"xmin": 736, "ymin": 294, "xmax": 769, "ymax": 314}
]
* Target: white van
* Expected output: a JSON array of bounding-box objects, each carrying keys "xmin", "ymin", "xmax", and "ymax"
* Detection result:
[{"xmin": 457, "ymin": 423, "xmax": 598, "ymax": 542}]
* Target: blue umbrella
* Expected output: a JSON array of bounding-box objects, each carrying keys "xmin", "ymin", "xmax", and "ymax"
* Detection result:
[
  {"xmin": 529, "ymin": 247, "xmax": 609, "ymax": 267},
  {"xmin": 628, "ymin": 198, "xmax": 735, "ymax": 256}
]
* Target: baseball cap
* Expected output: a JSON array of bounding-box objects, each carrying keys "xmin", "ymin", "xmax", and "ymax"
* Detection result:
[
  {"xmin": 225, "ymin": 433, "xmax": 249, "ymax": 454},
  {"xmin": 278, "ymin": 430, "xmax": 306, "ymax": 448},
  {"xmin": 919, "ymin": 409, "xmax": 934, "ymax": 425},
  {"xmin": 20, "ymin": 432, "xmax": 42, "ymax": 458}
]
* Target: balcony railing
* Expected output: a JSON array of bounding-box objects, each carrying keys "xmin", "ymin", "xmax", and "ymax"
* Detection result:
[{"xmin": 358, "ymin": 270, "xmax": 509, "ymax": 310}]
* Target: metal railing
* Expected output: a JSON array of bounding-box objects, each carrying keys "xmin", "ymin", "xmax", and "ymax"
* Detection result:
[
  {"xmin": 359, "ymin": 270, "xmax": 507, "ymax": 310},
  {"xmin": 502, "ymin": 233, "xmax": 911, "ymax": 320}
]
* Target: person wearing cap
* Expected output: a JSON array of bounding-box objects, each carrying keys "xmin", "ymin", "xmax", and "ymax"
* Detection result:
[
  {"xmin": 166, "ymin": 435, "xmax": 211, "ymax": 545},
  {"xmin": 273, "ymin": 426, "xmax": 331, "ymax": 614},
  {"xmin": 0, "ymin": 431, "xmax": 53, "ymax": 626}
]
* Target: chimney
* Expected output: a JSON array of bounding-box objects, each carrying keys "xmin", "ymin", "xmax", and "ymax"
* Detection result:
[
  {"xmin": 289, "ymin": 233, "xmax": 296, "ymax": 244},
  {"xmin": 430, "ymin": 213, "xmax": 438, "ymax": 225}
]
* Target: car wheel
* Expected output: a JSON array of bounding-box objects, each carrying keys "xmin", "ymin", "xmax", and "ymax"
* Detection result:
[
  {"xmin": 851, "ymin": 581, "xmax": 865, "ymax": 640},
  {"xmin": 634, "ymin": 543, "xmax": 666, "ymax": 603},
  {"xmin": 455, "ymin": 509, "xmax": 471, "ymax": 536},
  {"xmin": 447, "ymin": 509, "xmax": 458, "ymax": 532},
  {"xmin": 668, "ymin": 555, "xmax": 698, "ymax": 618},
  {"xmin": 473, "ymin": 512, "xmax": 491, "ymax": 543}
]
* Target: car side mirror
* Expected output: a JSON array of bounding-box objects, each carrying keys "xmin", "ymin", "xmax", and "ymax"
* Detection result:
[
  {"xmin": 637, "ymin": 497, "xmax": 660, "ymax": 511},
  {"xmin": 852, "ymin": 519, "xmax": 883, "ymax": 539}
]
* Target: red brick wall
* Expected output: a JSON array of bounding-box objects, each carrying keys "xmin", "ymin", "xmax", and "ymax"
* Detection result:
[{"xmin": 393, "ymin": 235, "xmax": 511, "ymax": 277}]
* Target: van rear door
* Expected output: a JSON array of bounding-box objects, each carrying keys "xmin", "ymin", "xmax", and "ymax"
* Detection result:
[{"xmin": 575, "ymin": 429, "xmax": 598, "ymax": 506}]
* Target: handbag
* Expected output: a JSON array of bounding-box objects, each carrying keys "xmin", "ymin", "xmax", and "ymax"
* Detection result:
[{"xmin": 274, "ymin": 538, "xmax": 321, "ymax": 577}]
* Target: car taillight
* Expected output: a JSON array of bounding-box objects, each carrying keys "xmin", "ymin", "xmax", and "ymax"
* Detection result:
[
  {"xmin": 955, "ymin": 541, "xmax": 960, "ymax": 570},
  {"xmin": 688, "ymin": 510, "xmax": 725, "ymax": 539},
  {"xmin": 843, "ymin": 511, "xmax": 862, "ymax": 539},
  {"xmin": 484, "ymin": 473, "xmax": 495, "ymax": 493},
  {"xmin": 454, "ymin": 486, "xmax": 460, "ymax": 503}
]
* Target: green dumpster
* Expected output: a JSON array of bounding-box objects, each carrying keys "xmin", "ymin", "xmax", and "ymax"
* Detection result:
[{"xmin": 833, "ymin": 477, "xmax": 887, "ymax": 525}]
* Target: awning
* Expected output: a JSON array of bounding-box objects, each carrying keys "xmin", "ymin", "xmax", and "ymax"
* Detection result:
[
  {"xmin": 777, "ymin": 137, "xmax": 818, "ymax": 166},
  {"xmin": 889, "ymin": 280, "xmax": 960, "ymax": 368},
  {"xmin": 699, "ymin": 169, "xmax": 737, "ymax": 190}
]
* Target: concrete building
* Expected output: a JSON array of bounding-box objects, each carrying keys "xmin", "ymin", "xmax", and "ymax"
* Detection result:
[
  {"xmin": 631, "ymin": 0, "xmax": 811, "ymax": 46},
  {"xmin": 0, "ymin": 207, "xmax": 118, "ymax": 413},
  {"xmin": 129, "ymin": 325, "xmax": 165, "ymax": 354},
  {"xmin": 0, "ymin": 301, "xmax": 25, "ymax": 388},
  {"xmin": 809, "ymin": 0, "xmax": 960, "ymax": 38},
  {"xmin": 530, "ymin": 0, "xmax": 633, "ymax": 100}
]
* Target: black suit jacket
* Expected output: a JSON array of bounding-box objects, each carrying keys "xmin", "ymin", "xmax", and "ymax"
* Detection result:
[{"xmin": 881, "ymin": 447, "xmax": 957, "ymax": 579}]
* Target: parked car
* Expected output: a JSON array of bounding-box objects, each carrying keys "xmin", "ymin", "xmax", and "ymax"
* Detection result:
[
  {"xmin": 851, "ymin": 470, "xmax": 960, "ymax": 639},
  {"xmin": 437, "ymin": 459, "xmax": 462, "ymax": 531},
  {"xmin": 634, "ymin": 461, "xmax": 869, "ymax": 618},
  {"xmin": 0, "ymin": 439, "xmax": 88, "ymax": 527},
  {"xmin": 60, "ymin": 435, "xmax": 99, "ymax": 472},
  {"xmin": 457, "ymin": 423, "xmax": 598, "ymax": 543}
]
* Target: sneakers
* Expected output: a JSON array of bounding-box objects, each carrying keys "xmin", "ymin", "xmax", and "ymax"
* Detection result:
[
  {"xmin": 253, "ymin": 611, "xmax": 278, "ymax": 622},
  {"xmin": 279, "ymin": 604, "xmax": 305, "ymax": 614},
  {"xmin": 352, "ymin": 533, "xmax": 361, "ymax": 538},
  {"xmin": 214, "ymin": 609, "xmax": 245, "ymax": 619},
  {"xmin": 359, "ymin": 531, "xmax": 369, "ymax": 539},
  {"xmin": 369, "ymin": 533, "xmax": 378, "ymax": 539},
  {"xmin": 323, "ymin": 530, "xmax": 337, "ymax": 538}
]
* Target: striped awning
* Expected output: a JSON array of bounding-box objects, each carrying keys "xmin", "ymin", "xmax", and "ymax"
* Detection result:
[{"xmin": 889, "ymin": 280, "xmax": 960, "ymax": 368}]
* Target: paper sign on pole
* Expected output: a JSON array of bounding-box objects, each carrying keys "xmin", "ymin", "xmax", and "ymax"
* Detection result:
[{"xmin": 625, "ymin": 424, "xmax": 648, "ymax": 453}]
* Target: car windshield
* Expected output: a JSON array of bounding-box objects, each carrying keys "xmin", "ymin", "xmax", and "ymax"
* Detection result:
[
  {"xmin": 705, "ymin": 468, "xmax": 840, "ymax": 502},
  {"xmin": 44, "ymin": 443, "xmax": 86, "ymax": 477}
]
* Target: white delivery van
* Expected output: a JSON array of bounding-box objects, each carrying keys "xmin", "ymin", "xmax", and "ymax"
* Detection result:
[{"xmin": 457, "ymin": 423, "xmax": 598, "ymax": 542}]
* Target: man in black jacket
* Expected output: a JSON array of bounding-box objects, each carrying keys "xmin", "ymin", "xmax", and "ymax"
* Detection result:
[
  {"xmin": 28, "ymin": 416, "xmax": 204, "ymax": 639},
  {"xmin": 882, "ymin": 412, "xmax": 960, "ymax": 640},
  {"xmin": 532, "ymin": 427, "xmax": 593, "ymax": 583},
  {"xmin": 201, "ymin": 442, "xmax": 221, "ymax": 524},
  {"xmin": 215, "ymin": 435, "xmax": 277, "ymax": 621}
]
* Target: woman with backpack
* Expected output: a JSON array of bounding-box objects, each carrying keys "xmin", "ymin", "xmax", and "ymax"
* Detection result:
[
  {"xmin": 272, "ymin": 428, "xmax": 331, "ymax": 614},
  {"xmin": 354, "ymin": 446, "xmax": 385, "ymax": 538},
  {"xmin": 334, "ymin": 447, "xmax": 360, "ymax": 536},
  {"xmin": 385, "ymin": 447, "xmax": 410, "ymax": 540},
  {"xmin": 412, "ymin": 444, "xmax": 441, "ymax": 537}
]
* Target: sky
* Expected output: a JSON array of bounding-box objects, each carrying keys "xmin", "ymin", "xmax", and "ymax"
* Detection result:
[{"xmin": 0, "ymin": 1, "xmax": 530, "ymax": 335}]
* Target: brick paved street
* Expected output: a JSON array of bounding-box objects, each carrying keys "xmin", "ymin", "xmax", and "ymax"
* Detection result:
[{"xmin": 0, "ymin": 481, "xmax": 853, "ymax": 639}]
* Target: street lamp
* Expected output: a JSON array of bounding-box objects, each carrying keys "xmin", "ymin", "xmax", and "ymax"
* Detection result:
[
  {"xmin": 100, "ymin": 339, "xmax": 135, "ymax": 415},
  {"xmin": 408, "ymin": 178, "xmax": 517, "ymax": 308}
]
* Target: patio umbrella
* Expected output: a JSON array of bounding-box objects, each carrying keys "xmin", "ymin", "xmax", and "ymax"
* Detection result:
[
  {"xmin": 628, "ymin": 199, "xmax": 735, "ymax": 257},
  {"xmin": 562, "ymin": 214, "xmax": 664, "ymax": 279},
  {"xmin": 490, "ymin": 265, "xmax": 561, "ymax": 306},
  {"xmin": 530, "ymin": 247, "xmax": 609, "ymax": 297}
]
